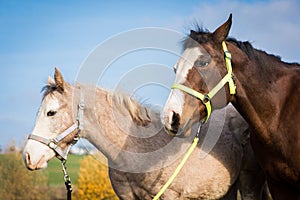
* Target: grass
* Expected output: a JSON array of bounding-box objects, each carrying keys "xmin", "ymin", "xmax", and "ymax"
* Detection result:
[{"xmin": 45, "ymin": 154, "xmax": 84, "ymax": 186}]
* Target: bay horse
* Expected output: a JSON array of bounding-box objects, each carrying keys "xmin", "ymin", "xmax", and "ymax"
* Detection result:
[
  {"xmin": 23, "ymin": 68, "xmax": 268, "ymax": 199},
  {"xmin": 162, "ymin": 14, "xmax": 300, "ymax": 200}
]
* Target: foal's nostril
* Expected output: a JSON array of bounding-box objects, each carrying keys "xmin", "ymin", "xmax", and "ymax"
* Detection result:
[
  {"xmin": 25, "ymin": 152, "xmax": 37, "ymax": 170},
  {"xmin": 25, "ymin": 153, "xmax": 31, "ymax": 164},
  {"xmin": 171, "ymin": 111, "xmax": 180, "ymax": 133}
]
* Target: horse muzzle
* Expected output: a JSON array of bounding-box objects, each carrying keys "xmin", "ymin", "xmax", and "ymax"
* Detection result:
[
  {"xmin": 24, "ymin": 152, "xmax": 47, "ymax": 170},
  {"xmin": 164, "ymin": 111, "xmax": 192, "ymax": 138}
]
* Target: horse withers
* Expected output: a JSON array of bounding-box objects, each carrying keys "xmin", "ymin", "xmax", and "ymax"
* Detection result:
[
  {"xmin": 162, "ymin": 14, "xmax": 300, "ymax": 199},
  {"xmin": 23, "ymin": 68, "xmax": 268, "ymax": 199}
]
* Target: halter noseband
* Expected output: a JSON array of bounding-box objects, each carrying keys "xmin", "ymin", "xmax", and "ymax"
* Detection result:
[
  {"xmin": 28, "ymin": 92, "xmax": 85, "ymax": 161},
  {"xmin": 171, "ymin": 41, "xmax": 236, "ymax": 122}
]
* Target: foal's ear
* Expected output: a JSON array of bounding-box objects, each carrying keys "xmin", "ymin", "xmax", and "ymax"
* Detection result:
[
  {"xmin": 54, "ymin": 67, "xmax": 65, "ymax": 92},
  {"xmin": 213, "ymin": 14, "xmax": 232, "ymax": 42}
]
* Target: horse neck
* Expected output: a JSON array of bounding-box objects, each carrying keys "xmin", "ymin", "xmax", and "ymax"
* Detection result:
[
  {"xmin": 78, "ymin": 86, "xmax": 172, "ymax": 162},
  {"xmin": 229, "ymin": 42, "xmax": 297, "ymax": 140}
]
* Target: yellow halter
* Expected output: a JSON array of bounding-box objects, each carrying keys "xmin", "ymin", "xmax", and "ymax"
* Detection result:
[{"xmin": 171, "ymin": 41, "xmax": 236, "ymax": 122}]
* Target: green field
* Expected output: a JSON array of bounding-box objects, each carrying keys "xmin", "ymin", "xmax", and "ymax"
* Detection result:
[{"xmin": 46, "ymin": 154, "xmax": 84, "ymax": 186}]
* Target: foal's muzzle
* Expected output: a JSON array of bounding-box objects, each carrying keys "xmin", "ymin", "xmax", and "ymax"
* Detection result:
[{"xmin": 25, "ymin": 153, "xmax": 46, "ymax": 170}]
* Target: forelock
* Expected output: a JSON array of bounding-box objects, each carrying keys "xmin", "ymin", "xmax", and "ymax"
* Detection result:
[
  {"xmin": 183, "ymin": 27, "xmax": 213, "ymax": 50},
  {"xmin": 41, "ymin": 83, "xmax": 63, "ymax": 100}
]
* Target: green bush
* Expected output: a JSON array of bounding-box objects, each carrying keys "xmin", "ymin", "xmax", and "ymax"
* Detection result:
[{"xmin": 0, "ymin": 152, "xmax": 49, "ymax": 200}]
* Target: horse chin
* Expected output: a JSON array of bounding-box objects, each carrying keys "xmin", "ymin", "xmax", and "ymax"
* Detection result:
[
  {"xmin": 164, "ymin": 120, "xmax": 192, "ymax": 138},
  {"xmin": 176, "ymin": 118, "xmax": 193, "ymax": 138},
  {"xmin": 163, "ymin": 126, "xmax": 177, "ymax": 137},
  {"xmin": 34, "ymin": 159, "xmax": 48, "ymax": 170},
  {"xmin": 176, "ymin": 127, "xmax": 192, "ymax": 138}
]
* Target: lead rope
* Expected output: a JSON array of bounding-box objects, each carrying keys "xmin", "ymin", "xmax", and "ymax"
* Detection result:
[
  {"xmin": 62, "ymin": 160, "xmax": 72, "ymax": 200},
  {"xmin": 152, "ymin": 121, "xmax": 203, "ymax": 200},
  {"xmin": 60, "ymin": 91, "xmax": 85, "ymax": 200}
]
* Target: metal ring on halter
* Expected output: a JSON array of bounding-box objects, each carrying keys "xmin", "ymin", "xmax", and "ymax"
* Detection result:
[
  {"xmin": 224, "ymin": 51, "xmax": 232, "ymax": 60},
  {"xmin": 203, "ymin": 94, "xmax": 211, "ymax": 104}
]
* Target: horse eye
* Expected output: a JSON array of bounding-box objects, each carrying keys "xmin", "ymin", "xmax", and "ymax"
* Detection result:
[
  {"xmin": 47, "ymin": 110, "xmax": 57, "ymax": 117},
  {"xmin": 194, "ymin": 60, "xmax": 209, "ymax": 67}
]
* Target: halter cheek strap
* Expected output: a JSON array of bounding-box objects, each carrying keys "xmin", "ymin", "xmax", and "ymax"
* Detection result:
[
  {"xmin": 222, "ymin": 41, "xmax": 236, "ymax": 95},
  {"xmin": 172, "ymin": 41, "xmax": 236, "ymax": 122}
]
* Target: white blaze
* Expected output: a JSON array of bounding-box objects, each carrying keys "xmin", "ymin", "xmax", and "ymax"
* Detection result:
[
  {"xmin": 23, "ymin": 97, "xmax": 60, "ymax": 167},
  {"xmin": 173, "ymin": 47, "xmax": 203, "ymax": 84},
  {"xmin": 163, "ymin": 47, "xmax": 204, "ymax": 127},
  {"xmin": 32, "ymin": 97, "xmax": 60, "ymax": 137}
]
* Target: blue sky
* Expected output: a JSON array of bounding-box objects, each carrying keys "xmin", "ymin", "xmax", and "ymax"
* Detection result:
[{"xmin": 0, "ymin": 0, "xmax": 299, "ymax": 148}]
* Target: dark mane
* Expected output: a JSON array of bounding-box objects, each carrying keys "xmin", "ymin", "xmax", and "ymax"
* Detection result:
[
  {"xmin": 227, "ymin": 38, "xmax": 256, "ymax": 58},
  {"xmin": 226, "ymin": 37, "xmax": 283, "ymax": 63},
  {"xmin": 184, "ymin": 28, "xmax": 300, "ymax": 66},
  {"xmin": 227, "ymin": 37, "xmax": 300, "ymax": 66}
]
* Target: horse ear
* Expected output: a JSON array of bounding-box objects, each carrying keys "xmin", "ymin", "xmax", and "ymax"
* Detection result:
[
  {"xmin": 213, "ymin": 14, "xmax": 232, "ymax": 42},
  {"xmin": 54, "ymin": 67, "xmax": 65, "ymax": 92},
  {"xmin": 47, "ymin": 76, "xmax": 55, "ymax": 85}
]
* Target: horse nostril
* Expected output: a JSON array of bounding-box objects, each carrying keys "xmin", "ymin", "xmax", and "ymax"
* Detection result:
[
  {"xmin": 25, "ymin": 153, "xmax": 37, "ymax": 171},
  {"xmin": 171, "ymin": 111, "xmax": 180, "ymax": 133},
  {"xmin": 25, "ymin": 153, "xmax": 31, "ymax": 164}
]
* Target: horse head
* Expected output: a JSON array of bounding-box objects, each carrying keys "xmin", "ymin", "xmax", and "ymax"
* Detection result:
[
  {"xmin": 23, "ymin": 68, "xmax": 80, "ymax": 170},
  {"xmin": 162, "ymin": 14, "xmax": 236, "ymax": 137}
]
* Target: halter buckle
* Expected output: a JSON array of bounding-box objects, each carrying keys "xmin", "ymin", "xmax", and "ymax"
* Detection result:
[
  {"xmin": 224, "ymin": 51, "xmax": 232, "ymax": 60},
  {"xmin": 49, "ymin": 141, "xmax": 57, "ymax": 149}
]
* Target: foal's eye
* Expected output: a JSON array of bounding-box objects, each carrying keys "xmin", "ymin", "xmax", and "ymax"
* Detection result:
[{"xmin": 47, "ymin": 110, "xmax": 57, "ymax": 117}]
